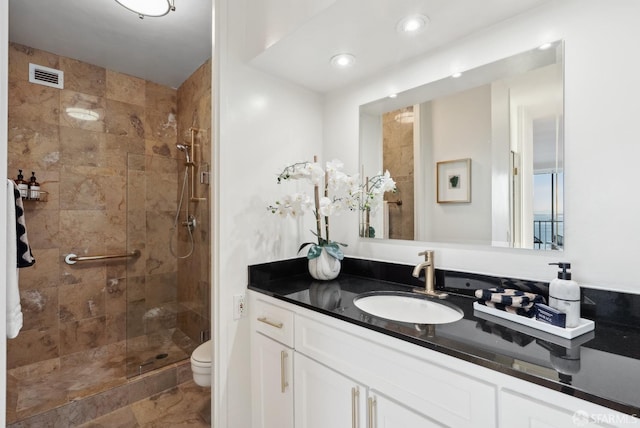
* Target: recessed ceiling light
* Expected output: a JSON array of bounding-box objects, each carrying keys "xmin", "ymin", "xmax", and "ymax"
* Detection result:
[
  {"xmin": 330, "ymin": 53, "xmax": 356, "ymax": 69},
  {"xmin": 451, "ymin": 71, "xmax": 463, "ymax": 78},
  {"xmin": 388, "ymin": 93, "xmax": 398, "ymax": 99},
  {"xmin": 396, "ymin": 14, "xmax": 429, "ymax": 34},
  {"xmin": 538, "ymin": 42, "xmax": 553, "ymax": 50}
]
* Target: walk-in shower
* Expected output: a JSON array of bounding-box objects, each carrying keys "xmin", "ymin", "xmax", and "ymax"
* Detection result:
[
  {"xmin": 6, "ymin": 0, "xmax": 212, "ymax": 422},
  {"xmin": 6, "ymin": 50, "xmax": 213, "ymax": 424},
  {"xmin": 126, "ymin": 124, "xmax": 211, "ymax": 379}
]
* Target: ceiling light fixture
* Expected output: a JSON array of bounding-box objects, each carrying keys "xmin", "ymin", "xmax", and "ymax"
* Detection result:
[
  {"xmin": 451, "ymin": 71, "xmax": 463, "ymax": 78},
  {"xmin": 330, "ymin": 53, "xmax": 356, "ymax": 69},
  {"xmin": 115, "ymin": 0, "xmax": 175, "ymax": 19},
  {"xmin": 396, "ymin": 14, "xmax": 429, "ymax": 34},
  {"xmin": 538, "ymin": 42, "xmax": 553, "ymax": 50},
  {"xmin": 388, "ymin": 93, "xmax": 398, "ymax": 99},
  {"xmin": 394, "ymin": 111, "xmax": 414, "ymax": 124}
]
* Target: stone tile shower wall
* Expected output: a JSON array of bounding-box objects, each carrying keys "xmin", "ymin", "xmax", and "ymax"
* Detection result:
[
  {"xmin": 5, "ymin": 42, "xmax": 210, "ymax": 423},
  {"xmin": 176, "ymin": 59, "xmax": 212, "ymax": 344},
  {"xmin": 383, "ymin": 107, "xmax": 415, "ymax": 240}
]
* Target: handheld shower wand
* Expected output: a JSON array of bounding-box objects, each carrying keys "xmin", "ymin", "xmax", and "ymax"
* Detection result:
[{"xmin": 176, "ymin": 144, "xmax": 192, "ymax": 164}]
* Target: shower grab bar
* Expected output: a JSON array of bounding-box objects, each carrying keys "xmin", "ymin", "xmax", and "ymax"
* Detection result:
[{"xmin": 65, "ymin": 250, "xmax": 140, "ymax": 265}]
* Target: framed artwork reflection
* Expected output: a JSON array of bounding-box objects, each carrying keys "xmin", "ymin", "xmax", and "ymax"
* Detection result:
[{"xmin": 436, "ymin": 158, "xmax": 471, "ymax": 203}]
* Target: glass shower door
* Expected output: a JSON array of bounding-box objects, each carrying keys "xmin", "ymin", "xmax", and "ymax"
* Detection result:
[{"xmin": 125, "ymin": 152, "xmax": 209, "ymax": 378}]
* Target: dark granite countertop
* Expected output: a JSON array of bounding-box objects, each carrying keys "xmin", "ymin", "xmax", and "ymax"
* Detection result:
[{"xmin": 248, "ymin": 257, "xmax": 640, "ymax": 416}]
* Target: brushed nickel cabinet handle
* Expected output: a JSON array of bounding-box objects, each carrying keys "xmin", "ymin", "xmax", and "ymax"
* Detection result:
[
  {"xmin": 352, "ymin": 386, "xmax": 360, "ymax": 428},
  {"xmin": 367, "ymin": 396, "xmax": 376, "ymax": 428},
  {"xmin": 280, "ymin": 350, "xmax": 289, "ymax": 393},
  {"xmin": 258, "ymin": 316, "xmax": 283, "ymax": 329}
]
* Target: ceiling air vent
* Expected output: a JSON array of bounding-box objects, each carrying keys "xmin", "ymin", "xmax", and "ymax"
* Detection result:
[{"xmin": 29, "ymin": 63, "xmax": 64, "ymax": 89}]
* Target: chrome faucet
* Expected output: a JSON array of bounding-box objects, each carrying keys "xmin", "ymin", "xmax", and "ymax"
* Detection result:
[{"xmin": 412, "ymin": 250, "xmax": 448, "ymax": 299}]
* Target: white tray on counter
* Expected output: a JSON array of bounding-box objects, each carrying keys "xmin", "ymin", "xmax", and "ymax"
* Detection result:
[{"xmin": 473, "ymin": 302, "xmax": 595, "ymax": 339}]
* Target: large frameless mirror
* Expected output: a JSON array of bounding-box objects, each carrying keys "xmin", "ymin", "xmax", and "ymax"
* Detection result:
[{"xmin": 359, "ymin": 41, "xmax": 564, "ymax": 250}]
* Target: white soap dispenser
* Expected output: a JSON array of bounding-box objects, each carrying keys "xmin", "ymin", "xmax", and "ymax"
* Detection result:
[{"xmin": 548, "ymin": 262, "xmax": 581, "ymax": 328}]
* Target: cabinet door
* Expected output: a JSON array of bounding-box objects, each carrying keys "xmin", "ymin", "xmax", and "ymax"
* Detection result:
[
  {"xmin": 500, "ymin": 389, "xmax": 628, "ymax": 428},
  {"xmin": 295, "ymin": 313, "xmax": 496, "ymax": 427},
  {"xmin": 370, "ymin": 391, "xmax": 446, "ymax": 428},
  {"xmin": 295, "ymin": 352, "xmax": 367, "ymax": 428},
  {"xmin": 252, "ymin": 332, "xmax": 293, "ymax": 428}
]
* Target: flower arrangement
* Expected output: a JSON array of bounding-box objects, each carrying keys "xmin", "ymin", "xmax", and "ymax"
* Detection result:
[{"xmin": 268, "ymin": 156, "xmax": 396, "ymax": 273}]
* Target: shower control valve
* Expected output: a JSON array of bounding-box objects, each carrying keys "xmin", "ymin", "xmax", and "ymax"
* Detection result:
[{"xmin": 181, "ymin": 215, "xmax": 196, "ymax": 231}]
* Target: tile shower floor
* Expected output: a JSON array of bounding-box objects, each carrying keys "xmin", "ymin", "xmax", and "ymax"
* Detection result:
[
  {"xmin": 7, "ymin": 330, "xmax": 200, "ymax": 425},
  {"xmin": 78, "ymin": 381, "xmax": 210, "ymax": 427}
]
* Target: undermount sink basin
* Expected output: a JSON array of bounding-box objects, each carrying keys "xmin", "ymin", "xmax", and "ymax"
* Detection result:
[{"xmin": 353, "ymin": 292, "xmax": 464, "ymax": 324}]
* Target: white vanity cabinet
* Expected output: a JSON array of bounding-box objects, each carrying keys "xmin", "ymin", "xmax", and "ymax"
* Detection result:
[
  {"xmin": 295, "ymin": 352, "xmax": 443, "ymax": 428},
  {"xmin": 294, "ymin": 311, "xmax": 496, "ymax": 428},
  {"xmin": 498, "ymin": 384, "xmax": 635, "ymax": 428},
  {"xmin": 294, "ymin": 352, "xmax": 367, "ymax": 428},
  {"xmin": 249, "ymin": 291, "xmax": 636, "ymax": 428},
  {"xmin": 370, "ymin": 391, "xmax": 446, "ymax": 428},
  {"xmin": 250, "ymin": 294, "xmax": 295, "ymax": 428}
]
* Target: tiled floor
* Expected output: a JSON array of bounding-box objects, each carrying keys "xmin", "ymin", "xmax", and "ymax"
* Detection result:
[
  {"xmin": 8, "ymin": 331, "xmax": 197, "ymax": 423},
  {"xmin": 7, "ymin": 355, "xmax": 208, "ymax": 427},
  {"xmin": 78, "ymin": 381, "xmax": 211, "ymax": 428}
]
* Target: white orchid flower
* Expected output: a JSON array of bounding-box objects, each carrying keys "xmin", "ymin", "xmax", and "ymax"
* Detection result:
[
  {"xmin": 277, "ymin": 161, "xmax": 325, "ymax": 185},
  {"xmin": 269, "ymin": 157, "xmax": 396, "ymax": 251},
  {"xmin": 381, "ymin": 170, "xmax": 396, "ymax": 192},
  {"xmin": 304, "ymin": 162, "xmax": 324, "ymax": 185},
  {"xmin": 318, "ymin": 197, "xmax": 338, "ymax": 217}
]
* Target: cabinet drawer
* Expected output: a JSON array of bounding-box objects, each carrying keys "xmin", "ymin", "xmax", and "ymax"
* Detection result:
[{"xmin": 252, "ymin": 296, "xmax": 294, "ymax": 347}]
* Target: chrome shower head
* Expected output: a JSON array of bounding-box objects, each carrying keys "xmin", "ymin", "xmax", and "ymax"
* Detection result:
[{"xmin": 176, "ymin": 144, "xmax": 191, "ymax": 163}]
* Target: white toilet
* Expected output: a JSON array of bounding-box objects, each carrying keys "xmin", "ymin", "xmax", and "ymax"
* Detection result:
[{"xmin": 191, "ymin": 340, "xmax": 212, "ymax": 387}]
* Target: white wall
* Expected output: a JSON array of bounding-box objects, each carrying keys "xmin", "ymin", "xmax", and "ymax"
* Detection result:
[
  {"xmin": 243, "ymin": 0, "xmax": 337, "ymax": 60},
  {"xmin": 324, "ymin": 0, "xmax": 640, "ymax": 292},
  {"xmin": 425, "ymin": 85, "xmax": 492, "ymax": 244},
  {"xmin": 214, "ymin": 0, "xmax": 323, "ymax": 426},
  {"xmin": 0, "ymin": 0, "xmax": 9, "ymax": 425},
  {"xmin": 491, "ymin": 80, "xmax": 511, "ymax": 247}
]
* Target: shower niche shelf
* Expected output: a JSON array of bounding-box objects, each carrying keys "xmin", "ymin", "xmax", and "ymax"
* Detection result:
[{"xmin": 21, "ymin": 190, "xmax": 48, "ymax": 202}]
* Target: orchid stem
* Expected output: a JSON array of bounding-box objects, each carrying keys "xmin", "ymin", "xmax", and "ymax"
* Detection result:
[
  {"xmin": 365, "ymin": 176, "xmax": 370, "ymax": 237},
  {"xmin": 324, "ymin": 167, "xmax": 330, "ymax": 243},
  {"xmin": 313, "ymin": 155, "xmax": 323, "ymax": 245}
]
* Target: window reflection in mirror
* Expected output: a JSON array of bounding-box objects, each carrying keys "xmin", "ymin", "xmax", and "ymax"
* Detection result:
[{"xmin": 359, "ymin": 41, "xmax": 564, "ymax": 250}]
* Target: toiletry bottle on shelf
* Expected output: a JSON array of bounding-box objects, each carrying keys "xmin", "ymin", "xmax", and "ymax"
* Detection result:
[
  {"xmin": 548, "ymin": 262, "xmax": 581, "ymax": 328},
  {"xmin": 15, "ymin": 169, "xmax": 29, "ymax": 198},
  {"xmin": 28, "ymin": 171, "xmax": 40, "ymax": 200}
]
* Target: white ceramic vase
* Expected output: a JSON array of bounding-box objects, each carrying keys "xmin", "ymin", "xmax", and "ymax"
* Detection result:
[{"xmin": 308, "ymin": 250, "xmax": 341, "ymax": 281}]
